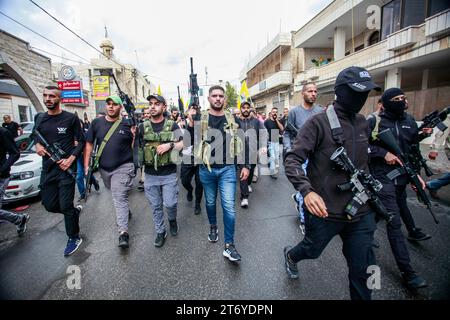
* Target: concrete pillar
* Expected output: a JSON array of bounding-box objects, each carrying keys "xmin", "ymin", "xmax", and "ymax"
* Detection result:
[
  {"xmin": 334, "ymin": 27, "xmax": 346, "ymax": 60},
  {"xmin": 385, "ymin": 68, "xmax": 402, "ymax": 89},
  {"xmin": 421, "ymin": 69, "xmax": 429, "ymax": 90}
]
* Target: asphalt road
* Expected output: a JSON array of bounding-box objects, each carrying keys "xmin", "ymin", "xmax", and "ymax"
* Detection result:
[{"xmin": 1, "ymin": 167, "xmax": 449, "ymax": 300}]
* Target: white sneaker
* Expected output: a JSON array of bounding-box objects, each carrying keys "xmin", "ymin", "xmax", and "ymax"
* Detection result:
[
  {"xmin": 76, "ymin": 205, "xmax": 83, "ymax": 216},
  {"xmin": 248, "ymin": 186, "xmax": 253, "ymax": 193},
  {"xmin": 240, "ymin": 198, "xmax": 249, "ymax": 208}
]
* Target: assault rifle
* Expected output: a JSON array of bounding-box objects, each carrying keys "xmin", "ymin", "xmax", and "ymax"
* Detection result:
[
  {"xmin": 418, "ymin": 106, "xmax": 450, "ymax": 134},
  {"xmin": 377, "ymin": 129, "xmax": 439, "ymax": 224},
  {"xmin": 33, "ymin": 128, "xmax": 76, "ymax": 179},
  {"xmin": 85, "ymin": 138, "xmax": 98, "ymax": 202},
  {"xmin": 189, "ymin": 57, "xmax": 200, "ymax": 108},
  {"xmin": 330, "ymin": 147, "xmax": 394, "ymax": 223}
]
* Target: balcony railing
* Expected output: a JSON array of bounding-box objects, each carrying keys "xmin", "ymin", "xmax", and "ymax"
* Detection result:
[
  {"xmin": 425, "ymin": 8, "xmax": 450, "ymax": 38},
  {"xmin": 249, "ymin": 70, "xmax": 292, "ymax": 97}
]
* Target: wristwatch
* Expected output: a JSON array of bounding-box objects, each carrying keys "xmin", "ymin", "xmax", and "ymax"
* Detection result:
[{"xmin": 169, "ymin": 142, "xmax": 175, "ymax": 150}]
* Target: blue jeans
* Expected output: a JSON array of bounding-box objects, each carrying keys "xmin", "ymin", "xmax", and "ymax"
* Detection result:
[
  {"xmin": 295, "ymin": 160, "xmax": 309, "ymax": 223},
  {"xmin": 199, "ymin": 165, "xmax": 237, "ymax": 244},
  {"xmin": 76, "ymin": 156, "xmax": 85, "ymax": 198},
  {"xmin": 427, "ymin": 172, "xmax": 450, "ymax": 191},
  {"xmin": 268, "ymin": 142, "xmax": 280, "ymax": 175}
]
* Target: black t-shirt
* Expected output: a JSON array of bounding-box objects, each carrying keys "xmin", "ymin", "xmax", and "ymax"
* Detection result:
[
  {"xmin": 34, "ymin": 111, "xmax": 84, "ymax": 179},
  {"xmin": 139, "ymin": 119, "xmax": 182, "ymax": 176},
  {"xmin": 86, "ymin": 117, "xmax": 133, "ymax": 172},
  {"xmin": 205, "ymin": 114, "xmax": 233, "ymax": 168},
  {"xmin": 2, "ymin": 121, "xmax": 19, "ymax": 138},
  {"xmin": 264, "ymin": 119, "xmax": 281, "ymax": 142}
]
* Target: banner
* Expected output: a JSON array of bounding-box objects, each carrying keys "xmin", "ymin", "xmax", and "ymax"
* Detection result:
[{"xmin": 93, "ymin": 76, "xmax": 110, "ymax": 100}]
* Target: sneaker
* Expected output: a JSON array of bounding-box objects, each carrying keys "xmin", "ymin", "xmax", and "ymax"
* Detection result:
[
  {"xmin": 208, "ymin": 225, "xmax": 218, "ymax": 242},
  {"xmin": 169, "ymin": 220, "xmax": 178, "ymax": 236},
  {"xmin": 118, "ymin": 232, "xmax": 129, "ymax": 249},
  {"xmin": 283, "ymin": 246, "xmax": 299, "ymax": 279},
  {"xmin": 407, "ymin": 228, "xmax": 431, "ymax": 242},
  {"xmin": 194, "ymin": 204, "xmax": 201, "ymax": 215},
  {"xmin": 402, "ymin": 272, "xmax": 427, "ymax": 289},
  {"xmin": 291, "ymin": 193, "xmax": 300, "ymax": 212},
  {"xmin": 129, "ymin": 210, "xmax": 133, "ymax": 219},
  {"xmin": 154, "ymin": 230, "xmax": 167, "ymax": 247},
  {"xmin": 270, "ymin": 173, "xmax": 278, "ymax": 179},
  {"xmin": 248, "ymin": 186, "xmax": 253, "ymax": 193},
  {"xmin": 16, "ymin": 213, "xmax": 30, "ymax": 237},
  {"xmin": 240, "ymin": 198, "xmax": 249, "ymax": 208},
  {"xmin": 187, "ymin": 191, "xmax": 193, "ymax": 202},
  {"xmin": 77, "ymin": 194, "xmax": 86, "ymax": 202},
  {"xmin": 223, "ymin": 243, "xmax": 241, "ymax": 262},
  {"xmin": 64, "ymin": 237, "xmax": 83, "ymax": 256},
  {"xmin": 76, "ymin": 205, "xmax": 83, "ymax": 216},
  {"xmin": 137, "ymin": 185, "xmax": 144, "ymax": 192},
  {"xmin": 252, "ymin": 175, "xmax": 258, "ymax": 183}
]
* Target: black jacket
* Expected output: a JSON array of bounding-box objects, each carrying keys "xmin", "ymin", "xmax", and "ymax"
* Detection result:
[
  {"xmin": 0, "ymin": 127, "xmax": 20, "ymax": 179},
  {"xmin": 236, "ymin": 117, "xmax": 268, "ymax": 165},
  {"xmin": 285, "ymin": 103, "xmax": 371, "ymax": 221},
  {"xmin": 368, "ymin": 110, "xmax": 419, "ymax": 185}
]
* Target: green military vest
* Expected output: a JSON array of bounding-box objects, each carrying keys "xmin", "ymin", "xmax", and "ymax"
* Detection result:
[{"xmin": 142, "ymin": 119, "xmax": 176, "ymax": 170}]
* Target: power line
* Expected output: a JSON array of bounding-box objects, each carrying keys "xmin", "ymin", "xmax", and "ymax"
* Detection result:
[
  {"xmin": 31, "ymin": 46, "xmax": 85, "ymax": 64},
  {"xmin": 0, "ymin": 11, "xmax": 91, "ymax": 64}
]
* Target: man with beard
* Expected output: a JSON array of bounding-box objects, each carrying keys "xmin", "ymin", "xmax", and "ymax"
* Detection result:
[
  {"xmin": 283, "ymin": 82, "xmax": 323, "ymax": 234},
  {"xmin": 140, "ymin": 94, "xmax": 183, "ymax": 248},
  {"xmin": 283, "ymin": 67, "xmax": 380, "ymax": 300},
  {"xmin": 84, "ymin": 95, "xmax": 135, "ymax": 249},
  {"xmin": 368, "ymin": 88, "xmax": 428, "ymax": 289},
  {"xmin": 195, "ymin": 85, "xmax": 250, "ymax": 262},
  {"xmin": 34, "ymin": 85, "xmax": 84, "ymax": 256},
  {"xmin": 235, "ymin": 101, "xmax": 267, "ymax": 208}
]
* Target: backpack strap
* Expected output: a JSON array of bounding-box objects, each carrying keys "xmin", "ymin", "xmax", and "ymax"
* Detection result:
[
  {"xmin": 94, "ymin": 119, "xmax": 121, "ymax": 169},
  {"xmin": 368, "ymin": 112, "xmax": 382, "ymax": 141}
]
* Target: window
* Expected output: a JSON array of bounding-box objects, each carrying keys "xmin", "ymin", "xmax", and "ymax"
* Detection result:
[
  {"xmin": 355, "ymin": 44, "xmax": 365, "ymax": 52},
  {"xmin": 428, "ymin": 0, "xmax": 450, "ymax": 17},
  {"xmin": 402, "ymin": 0, "xmax": 425, "ymax": 28},
  {"xmin": 142, "ymin": 85, "xmax": 145, "ymax": 99},
  {"xmin": 381, "ymin": 0, "xmax": 401, "ymax": 40},
  {"xmin": 18, "ymin": 105, "xmax": 28, "ymax": 122},
  {"xmin": 368, "ymin": 31, "xmax": 380, "ymax": 46}
]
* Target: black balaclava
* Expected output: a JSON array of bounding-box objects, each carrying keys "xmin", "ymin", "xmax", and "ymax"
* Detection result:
[
  {"xmin": 335, "ymin": 84, "xmax": 369, "ymax": 115},
  {"xmin": 382, "ymin": 88, "xmax": 406, "ymax": 118}
]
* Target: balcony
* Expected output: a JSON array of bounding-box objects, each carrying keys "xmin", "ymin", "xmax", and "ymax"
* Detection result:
[
  {"xmin": 425, "ymin": 8, "xmax": 450, "ymax": 38},
  {"xmin": 249, "ymin": 70, "xmax": 292, "ymax": 97},
  {"xmin": 387, "ymin": 26, "xmax": 422, "ymax": 51}
]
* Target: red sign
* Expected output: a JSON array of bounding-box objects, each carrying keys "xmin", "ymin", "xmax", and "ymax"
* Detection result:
[
  {"xmin": 61, "ymin": 98, "xmax": 83, "ymax": 104},
  {"xmin": 57, "ymin": 81, "xmax": 81, "ymax": 90}
]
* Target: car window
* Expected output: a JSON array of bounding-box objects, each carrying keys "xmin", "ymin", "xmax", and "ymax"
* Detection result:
[{"xmin": 22, "ymin": 123, "xmax": 34, "ymax": 131}]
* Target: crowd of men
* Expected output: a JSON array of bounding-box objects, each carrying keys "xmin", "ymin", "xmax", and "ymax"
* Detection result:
[{"xmin": 0, "ymin": 65, "xmax": 449, "ymax": 300}]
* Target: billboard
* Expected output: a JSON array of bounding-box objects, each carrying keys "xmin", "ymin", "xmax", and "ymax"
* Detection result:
[{"xmin": 93, "ymin": 76, "xmax": 110, "ymax": 100}]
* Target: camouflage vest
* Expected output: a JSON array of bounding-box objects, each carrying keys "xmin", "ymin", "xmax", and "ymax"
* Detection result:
[
  {"xmin": 193, "ymin": 109, "xmax": 243, "ymax": 171},
  {"xmin": 142, "ymin": 119, "xmax": 176, "ymax": 170}
]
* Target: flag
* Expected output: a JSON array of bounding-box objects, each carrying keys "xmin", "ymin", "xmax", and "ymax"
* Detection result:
[
  {"xmin": 157, "ymin": 85, "xmax": 162, "ymax": 96},
  {"xmin": 238, "ymin": 80, "xmax": 250, "ymax": 109}
]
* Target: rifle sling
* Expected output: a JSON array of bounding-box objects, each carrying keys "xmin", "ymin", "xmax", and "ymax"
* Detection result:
[
  {"xmin": 94, "ymin": 119, "xmax": 121, "ymax": 168},
  {"xmin": 326, "ymin": 105, "xmax": 345, "ymax": 147}
]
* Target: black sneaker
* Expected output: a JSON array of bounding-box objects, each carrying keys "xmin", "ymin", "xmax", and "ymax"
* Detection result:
[
  {"xmin": 129, "ymin": 210, "xmax": 133, "ymax": 219},
  {"xmin": 194, "ymin": 204, "xmax": 201, "ymax": 215},
  {"xmin": 16, "ymin": 213, "xmax": 30, "ymax": 237},
  {"xmin": 169, "ymin": 220, "xmax": 178, "ymax": 236},
  {"xmin": 402, "ymin": 272, "xmax": 427, "ymax": 289},
  {"xmin": 223, "ymin": 243, "xmax": 241, "ymax": 262},
  {"xmin": 407, "ymin": 228, "xmax": 431, "ymax": 242},
  {"xmin": 93, "ymin": 178, "xmax": 100, "ymax": 191},
  {"xmin": 283, "ymin": 246, "xmax": 299, "ymax": 279},
  {"xmin": 154, "ymin": 230, "xmax": 167, "ymax": 247},
  {"xmin": 137, "ymin": 185, "xmax": 144, "ymax": 192},
  {"xmin": 187, "ymin": 191, "xmax": 193, "ymax": 202},
  {"xmin": 208, "ymin": 225, "xmax": 218, "ymax": 242},
  {"xmin": 118, "ymin": 232, "xmax": 129, "ymax": 249}
]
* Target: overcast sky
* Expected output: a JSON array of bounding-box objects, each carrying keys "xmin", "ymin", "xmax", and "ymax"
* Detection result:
[{"xmin": 0, "ymin": 0, "xmax": 331, "ymax": 100}]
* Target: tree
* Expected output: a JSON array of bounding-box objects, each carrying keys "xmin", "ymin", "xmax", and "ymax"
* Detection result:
[{"xmin": 224, "ymin": 81, "xmax": 238, "ymax": 110}]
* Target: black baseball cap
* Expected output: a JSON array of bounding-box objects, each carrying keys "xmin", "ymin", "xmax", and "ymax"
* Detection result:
[
  {"xmin": 335, "ymin": 66, "xmax": 381, "ymax": 92},
  {"xmin": 146, "ymin": 93, "xmax": 166, "ymax": 105}
]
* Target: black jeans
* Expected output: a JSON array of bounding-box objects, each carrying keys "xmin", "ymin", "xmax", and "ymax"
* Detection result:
[
  {"xmin": 180, "ymin": 164, "xmax": 203, "ymax": 205},
  {"xmin": 378, "ymin": 183, "xmax": 414, "ymax": 274},
  {"xmin": 239, "ymin": 165, "xmax": 256, "ymax": 200},
  {"xmin": 395, "ymin": 184, "xmax": 417, "ymax": 234},
  {"xmin": 40, "ymin": 173, "xmax": 79, "ymax": 238},
  {"xmin": 289, "ymin": 212, "xmax": 377, "ymax": 300}
]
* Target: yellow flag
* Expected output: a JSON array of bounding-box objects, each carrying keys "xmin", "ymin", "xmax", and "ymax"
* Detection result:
[
  {"xmin": 157, "ymin": 85, "xmax": 162, "ymax": 96},
  {"xmin": 238, "ymin": 80, "xmax": 250, "ymax": 109}
]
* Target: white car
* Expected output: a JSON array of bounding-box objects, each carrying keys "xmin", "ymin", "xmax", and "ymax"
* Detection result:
[
  {"xmin": 3, "ymin": 144, "xmax": 42, "ymax": 203},
  {"xmin": 19, "ymin": 122, "xmax": 35, "ymax": 135}
]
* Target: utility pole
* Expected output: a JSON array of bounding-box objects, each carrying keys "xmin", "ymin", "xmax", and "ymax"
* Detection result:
[
  {"xmin": 132, "ymin": 69, "xmax": 138, "ymax": 103},
  {"xmin": 205, "ymin": 66, "xmax": 208, "ymax": 85}
]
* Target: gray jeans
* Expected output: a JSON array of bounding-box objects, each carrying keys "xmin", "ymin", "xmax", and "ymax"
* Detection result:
[
  {"xmin": 0, "ymin": 178, "xmax": 22, "ymax": 225},
  {"xmin": 100, "ymin": 162, "xmax": 135, "ymax": 234},
  {"xmin": 144, "ymin": 173, "xmax": 179, "ymax": 234}
]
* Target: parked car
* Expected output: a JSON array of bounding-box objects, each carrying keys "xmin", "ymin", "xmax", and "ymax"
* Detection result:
[
  {"xmin": 3, "ymin": 141, "xmax": 42, "ymax": 203},
  {"xmin": 15, "ymin": 133, "xmax": 32, "ymax": 151},
  {"xmin": 19, "ymin": 121, "xmax": 34, "ymax": 135}
]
